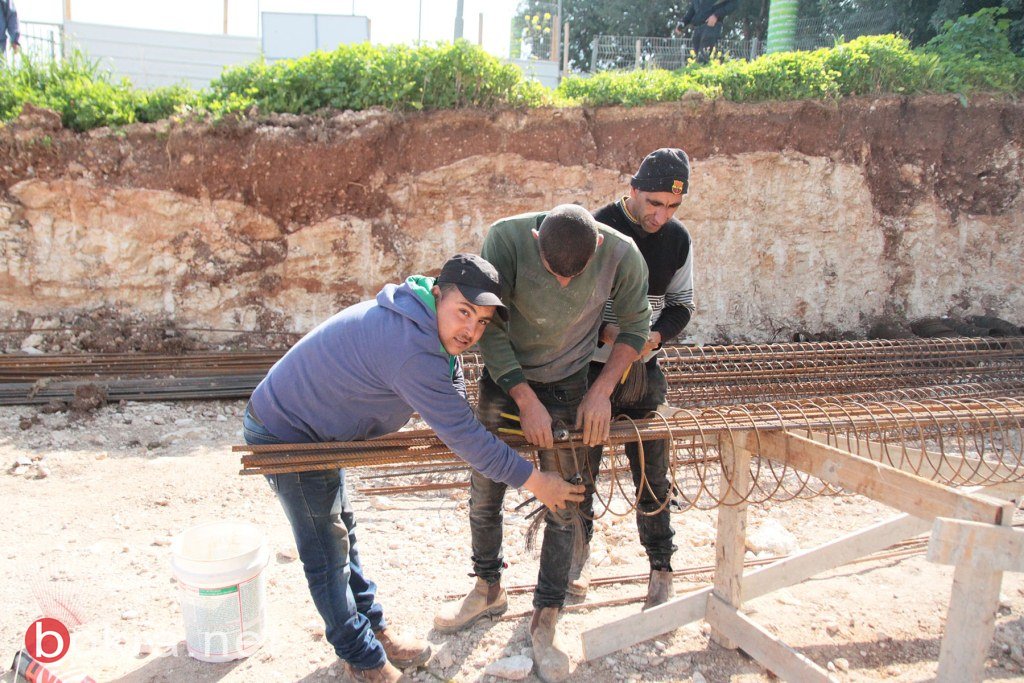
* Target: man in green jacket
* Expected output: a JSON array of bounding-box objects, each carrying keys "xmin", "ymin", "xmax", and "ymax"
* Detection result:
[{"xmin": 434, "ymin": 204, "xmax": 651, "ymax": 681}]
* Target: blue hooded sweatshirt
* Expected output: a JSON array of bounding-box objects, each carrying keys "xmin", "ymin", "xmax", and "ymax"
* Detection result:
[{"xmin": 249, "ymin": 277, "xmax": 533, "ymax": 488}]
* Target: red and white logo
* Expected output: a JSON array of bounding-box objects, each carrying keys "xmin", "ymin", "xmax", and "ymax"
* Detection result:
[{"xmin": 24, "ymin": 618, "xmax": 70, "ymax": 664}]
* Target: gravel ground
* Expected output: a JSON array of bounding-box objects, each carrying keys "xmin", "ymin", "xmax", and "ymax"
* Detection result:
[{"xmin": 2, "ymin": 399, "xmax": 1024, "ymax": 682}]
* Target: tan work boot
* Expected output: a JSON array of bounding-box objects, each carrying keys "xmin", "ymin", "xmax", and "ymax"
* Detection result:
[
  {"xmin": 344, "ymin": 660, "xmax": 405, "ymax": 682},
  {"xmin": 642, "ymin": 569, "xmax": 676, "ymax": 610},
  {"xmin": 375, "ymin": 628, "xmax": 431, "ymax": 668},
  {"xmin": 530, "ymin": 606, "xmax": 572, "ymax": 682},
  {"xmin": 433, "ymin": 577, "xmax": 507, "ymax": 633},
  {"xmin": 566, "ymin": 542, "xmax": 591, "ymax": 599}
]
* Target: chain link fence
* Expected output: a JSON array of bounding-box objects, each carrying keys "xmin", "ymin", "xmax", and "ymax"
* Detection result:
[{"xmin": 590, "ymin": 7, "xmax": 898, "ymax": 72}]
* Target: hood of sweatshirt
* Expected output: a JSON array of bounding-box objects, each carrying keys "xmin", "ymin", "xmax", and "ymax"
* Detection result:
[{"xmin": 377, "ymin": 275, "xmax": 455, "ymax": 372}]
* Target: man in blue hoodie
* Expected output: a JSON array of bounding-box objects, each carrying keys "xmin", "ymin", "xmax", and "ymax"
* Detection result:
[{"xmin": 244, "ymin": 253, "xmax": 585, "ymax": 683}]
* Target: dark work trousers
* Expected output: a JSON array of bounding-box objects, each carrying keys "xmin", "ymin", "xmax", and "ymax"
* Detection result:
[
  {"xmin": 588, "ymin": 359, "xmax": 677, "ymax": 571},
  {"xmin": 691, "ymin": 23, "xmax": 724, "ymax": 63},
  {"xmin": 468, "ymin": 369, "xmax": 602, "ymax": 609}
]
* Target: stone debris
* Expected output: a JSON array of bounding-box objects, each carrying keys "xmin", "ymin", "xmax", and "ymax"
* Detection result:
[
  {"xmin": 431, "ymin": 642, "xmax": 454, "ymax": 669},
  {"xmin": 484, "ymin": 655, "xmax": 534, "ymax": 680},
  {"xmin": 372, "ymin": 496, "xmax": 398, "ymax": 510},
  {"xmin": 277, "ymin": 547, "xmax": 298, "ymax": 562},
  {"xmin": 20, "ymin": 333, "xmax": 44, "ymax": 351},
  {"xmin": 834, "ymin": 657, "xmax": 850, "ymax": 672},
  {"xmin": 747, "ymin": 518, "xmax": 800, "ymax": 556}
]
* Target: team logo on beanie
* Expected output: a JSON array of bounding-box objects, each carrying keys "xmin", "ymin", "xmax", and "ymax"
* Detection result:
[{"xmin": 672, "ymin": 179, "xmax": 685, "ymax": 195}]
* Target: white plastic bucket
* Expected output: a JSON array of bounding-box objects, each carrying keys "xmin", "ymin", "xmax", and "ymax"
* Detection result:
[{"xmin": 170, "ymin": 520, "xmax": 270, "ymax": 663}]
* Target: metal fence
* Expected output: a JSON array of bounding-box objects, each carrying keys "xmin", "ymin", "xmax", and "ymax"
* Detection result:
[
  {"xmin": 590, "ymin": 7, "xmax": 898, "ymax": 72},
  {"xmin": 591, "ymin": 35, "xmax": 762, "ymax": 71},
  {"xmin": 12, "ymin": 21, "xmax": 63, "ymax": 62}
]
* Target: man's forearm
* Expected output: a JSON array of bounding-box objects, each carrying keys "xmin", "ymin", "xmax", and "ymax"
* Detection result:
[
  {"xmin": 590, "ymin": 343, "xmax": 640, "ymax": 399},
  {"xmin": 509, "ymin": 381, "xmax": 541, "ymax": 411}
]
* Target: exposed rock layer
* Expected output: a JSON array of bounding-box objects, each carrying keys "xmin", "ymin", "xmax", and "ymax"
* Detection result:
[{"xmin": 1, "ymin": 95, "xmax": 1020, "ymax": 342}]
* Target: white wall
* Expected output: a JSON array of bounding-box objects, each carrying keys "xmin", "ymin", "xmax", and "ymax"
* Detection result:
[
  {"xmin": 510, "ymin": 58, "xmax": 560, "ymax": 88},
  {"xmin": 261, "ymin": 13, "xmax": 370, "ymax": 61},
  {"xmin": 64, "ymin": 22, "xmax": 259, "ymax": 90}
]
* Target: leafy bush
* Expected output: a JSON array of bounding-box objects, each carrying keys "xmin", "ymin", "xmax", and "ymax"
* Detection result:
[
  {"xmin": 921, "ymin": 8, "xmax": 1024, "ymax": 92},
  {"xmin": 558, "ymin": 10, "xmax": 1024, "ymax": 107},
  {"xmin": 0, "ymin": 12, "xmax": 1021, "ymax": 131},
  {"xmin": 0, "ymin": 51, "xmax": 138, "ymax": 130},
  {"xmin": 206, "ymin": 40, "xmax": 548, "ymax": 115}
]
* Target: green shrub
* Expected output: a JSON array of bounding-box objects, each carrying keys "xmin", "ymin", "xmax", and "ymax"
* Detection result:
[
  {"xmin": 556, "ymin": 11, "xmax": 1023, "ymax": 107},
  {"xmin": 0, "ymin": 51, "xmax": 140, "ymax": 130},
  {"xmin": 1, "ymin": 14, "xmax": 1022, "ymax": 131},
  {"xmin": 206, "ymin": 40, "xmax": 548, "ymax": 114},
  {"xmin": 921, "ymin": 8, "xmax": 1024, "ymax": 92}
]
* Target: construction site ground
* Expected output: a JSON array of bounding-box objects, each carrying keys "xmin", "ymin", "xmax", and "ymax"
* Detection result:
[{"xmin": 3, "ymin": 399, "xmax": 1024, "ymax": 682}]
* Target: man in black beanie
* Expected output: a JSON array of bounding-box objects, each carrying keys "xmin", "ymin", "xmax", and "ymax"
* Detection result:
[{"xmin": 571, "ymin": 148, "xmax": 695, "ymax": 609}]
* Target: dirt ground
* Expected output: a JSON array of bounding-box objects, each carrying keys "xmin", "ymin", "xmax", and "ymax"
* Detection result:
[{"xmin": 3, "ymin": 399, "xmax": 1024, "ymax": 682}]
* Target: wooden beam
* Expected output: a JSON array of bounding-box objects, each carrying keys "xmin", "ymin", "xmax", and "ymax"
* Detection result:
[
  {"xmin": 711, "ymin": 438, "xmax": 752, "ymax": 649},
  {"xmin": 743, "ymin": 512, "xmax": 930, "ymax": 599},
  {"xmin": 582, "ymin": 588, "xmax": 708, "ymax": 661},
  {"xmin": 936, "ymin": 510, "xmax": 1013, "ymax": 682},
  {"xmin": 742, "ymin": 430, "xmax": 1011, "ymax": 525},
  {"xmin": 809, "ymin": 432, "xmax": 1021, "ymax": 486},
  {"xmin": 928, "ymin": 518, "xmax": 1024, "ymax": 571},
  {"xmin": 583, "ymin": 512, "xmax": 928, "ymax": 660},
  {"xmin": 706, "ymin": 594, "xmax": 838, "ymax": 682}
]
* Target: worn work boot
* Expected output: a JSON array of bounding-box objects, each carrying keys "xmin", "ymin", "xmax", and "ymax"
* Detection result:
[
  {"xmin": 375, "ymin": 628, "xmax": 431, "ymax": 668},
  {"xmin": 530, "ymin": 606, "xmax": 572, "ymax": 682},
  {"xmin": 433, "ymin": 577, "xmax": 507, "ymax": 633},
  {"xmin": 566, "ymin": 542, "xmax": 591, "ymax": 599},
  {"xmin": 642, "ymin": 569, "xmax": 676, "ymax": 610},
  {"xmin": 344, "ymin": 660, "xmax": 405, "ymax": 683}
]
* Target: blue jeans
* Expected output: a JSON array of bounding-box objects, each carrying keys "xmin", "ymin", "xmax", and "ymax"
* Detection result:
[
  {"xmin": 244, "ymin": 405, "xmax": 386, "ymax": 670},
  {"xmin": 469, "ymin": 371, "xmax": 602, "ymax": 609},
  {"xmin": 589, "ymin": 360, "xmax": 676, "ymax": 571}
]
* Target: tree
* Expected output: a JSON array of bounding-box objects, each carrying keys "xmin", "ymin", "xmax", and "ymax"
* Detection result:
[
  {"xmin": 513, "ymin": 0, "xmax": 687, "ymax": 69},
  {"xmin": 518, "ymin": 0, "xmax": 1023, "ymax": 72}
]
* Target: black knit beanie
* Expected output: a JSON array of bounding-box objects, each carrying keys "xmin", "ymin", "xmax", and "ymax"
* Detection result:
[{"xmin": 630, "ymin": 148, "xmax": 691, "ymax": 195}]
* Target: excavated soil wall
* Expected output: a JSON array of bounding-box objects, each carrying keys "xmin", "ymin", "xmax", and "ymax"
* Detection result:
[{"xmin": 1, "ymin": 95, "xmax": 1021, "ymax": 345}]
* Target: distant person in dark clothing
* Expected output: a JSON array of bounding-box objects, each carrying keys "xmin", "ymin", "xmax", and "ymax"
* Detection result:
[
  {"xmin": 0, "ymin": 0, "xmax": 20, "ymax": 57},
  {"xmin": 674, "ymin": 0, "xmax": 739, "ymax": 64}
]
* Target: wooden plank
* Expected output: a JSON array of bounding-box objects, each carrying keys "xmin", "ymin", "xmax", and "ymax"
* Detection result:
[
  {"xmin": 929, "ymin": 518, "xmax": 1024, "ymax": 571},
  {"xmin": 936, "ymin": 509, "xmax": 1012, "ymax": 682},
  {"xmin": 581, "ymin": 588, "xmax": 710, "ymax": 661},
  {"xmin": 711, "ymin": 439, "xmax": 752, "ymax": 649},
  {"xmin": 583, "ymin": 511, "xmax": 927, "ymax": 661},
  {"xmin": 582, "ymin": 438, "xmax": 1017, "ymax": 663},
  {"xmin": 705, "ymin": 594, "xmax": 837, "ymax": 682},
  {"xmin": 743, "ymin": 512, "xmax": 930, "ymax": 599},
  {"xmin": 809, "ymin": 432, "xmax": 1021, "ymax": 486},
  {"xmin": 743, "ymin": 430, "xmax": 1010, "ymax": 525}
]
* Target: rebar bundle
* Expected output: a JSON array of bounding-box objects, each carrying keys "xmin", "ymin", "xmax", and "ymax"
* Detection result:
[
  {"xmin": 237, "ymin": 396, "xmax": 1024, "ymax": 517},
  {"xmin": 3, "ymin": 337, "xmax": 1022, "ymax": 406}
]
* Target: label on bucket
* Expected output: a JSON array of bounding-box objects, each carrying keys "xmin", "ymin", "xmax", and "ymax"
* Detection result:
[{"xmin": 179, "ymin": 570, "xmax": 265, "ymax": 661}]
